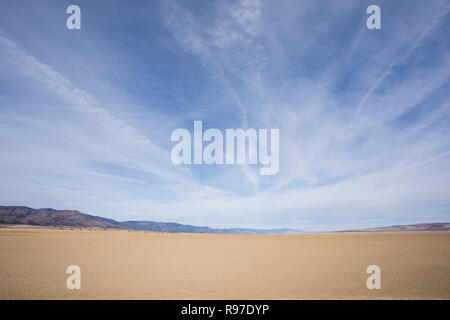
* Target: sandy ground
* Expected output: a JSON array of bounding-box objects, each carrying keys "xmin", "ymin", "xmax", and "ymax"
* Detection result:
[{"xmin": 0, "ymin": 229, "xmax": 449, "ymax": 299}]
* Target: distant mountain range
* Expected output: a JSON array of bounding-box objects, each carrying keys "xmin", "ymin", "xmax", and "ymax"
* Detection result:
[
  {"xmin": 0, "ymin": 206, "xmax": 300, "ymax": 234},
  {"xmin": 1, "ymin": 206, "xmax": 449, "ymax": 234},
  {"xmin": 338, "ymin": 223, "xmax": 450, "ymax": 233}
]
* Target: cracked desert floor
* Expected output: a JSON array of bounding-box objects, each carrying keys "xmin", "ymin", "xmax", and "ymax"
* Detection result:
[{"xmin": 0, "ymin": 228, "xmax": 449, "ymax": 299}]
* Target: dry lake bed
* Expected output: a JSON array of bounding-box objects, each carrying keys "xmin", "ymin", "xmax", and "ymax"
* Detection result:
[{"xmin": 0, "ymin": 228, "xmax": 449, "ymax": 299}]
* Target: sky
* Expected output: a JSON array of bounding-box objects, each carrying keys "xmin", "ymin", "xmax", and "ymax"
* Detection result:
[{"xmin": 0, "ymin": 0, "xmax": 449, "ymax": 231}]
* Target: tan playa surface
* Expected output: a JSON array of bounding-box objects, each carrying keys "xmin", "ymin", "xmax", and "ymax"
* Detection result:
[{"xmin": 0, "ymin": 228, "xmax": 449, "ymax": 299}]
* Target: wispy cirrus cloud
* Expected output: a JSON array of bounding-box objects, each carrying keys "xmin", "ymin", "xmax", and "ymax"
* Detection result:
[{"xmin": 0, "ymin": 0, "xmax": 449, "ymax": 230}]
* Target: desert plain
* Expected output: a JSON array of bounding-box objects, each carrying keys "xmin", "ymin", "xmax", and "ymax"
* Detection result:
[{"xmin": 0, "ymin": 228, "xmax": 449, "ymax": 299}]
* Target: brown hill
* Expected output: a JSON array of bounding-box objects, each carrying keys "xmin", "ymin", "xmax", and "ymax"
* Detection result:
[
  {"xmin": 339, "ymin": 222, "xmax": 450, "ymax": 233},
  {"xmin": 0, "ymin": 206, "xmax": 121, "ymax": 229}
]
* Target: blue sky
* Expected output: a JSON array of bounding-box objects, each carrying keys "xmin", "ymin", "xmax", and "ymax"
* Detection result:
[{"xmin": 0, "ymin": 0, "xmax": 449, "ymax": 231}]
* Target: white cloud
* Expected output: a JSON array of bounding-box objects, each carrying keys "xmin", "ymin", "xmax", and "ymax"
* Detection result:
[{"xmin": 0, "ymin": 1, "xmax": 449, "ymax": 230}]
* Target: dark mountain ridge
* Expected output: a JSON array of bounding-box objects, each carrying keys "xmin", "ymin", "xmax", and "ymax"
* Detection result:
[{"xmin": 0, "ymin": 206, "xmax": 300, "ymax": 234}]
